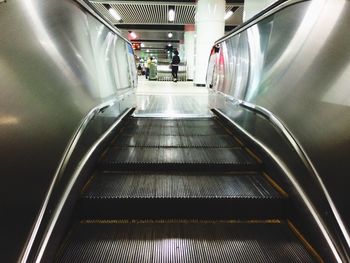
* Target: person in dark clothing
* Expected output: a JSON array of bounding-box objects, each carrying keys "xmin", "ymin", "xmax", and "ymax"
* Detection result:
[{"xmin": 171, "ymin": 50, "xmax": 180, "ymax": 82}]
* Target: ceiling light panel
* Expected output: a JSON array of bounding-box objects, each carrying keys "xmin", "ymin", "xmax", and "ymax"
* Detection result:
[
  {"xmin": 89, "ymin": 1, "xmax": 243, "ymax": 25},
  {"xmin": 176, "ymin": 5, "xmax": 196, "ymax": 25},
  {"xmin": 90, "ymin": 2, "xmax": 202, "ymax": 25}
]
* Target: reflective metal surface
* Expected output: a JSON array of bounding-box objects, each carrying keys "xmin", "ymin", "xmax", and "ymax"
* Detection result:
[
  {"xmin": 208, "ymin": 0, "xmax": 350, "ymax": 261},
  {"xmin": 0, "ymin": 0, "xmax": 136, "ymax": 262},
  {"xmin": 35, "ymin": 108, "xmax": 134, "ymax": 263}
]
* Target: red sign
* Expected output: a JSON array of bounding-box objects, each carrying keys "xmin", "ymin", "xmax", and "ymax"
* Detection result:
[{"xmin": 132, "ymin": 43, "xmax": 141, "ymax": 50}]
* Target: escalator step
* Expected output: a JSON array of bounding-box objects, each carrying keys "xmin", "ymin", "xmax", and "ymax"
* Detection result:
[
  {"xmin": 56, "ymin": 221, "xmax": 317, "ymax": 263},
  {"xmin": 112, "ymin": 135, "xmax": 240, "ymax": 148},
  {"xmin": 127, "ymin": 118, "xmax": 219, "ymax": 128},
  {"xmin": 85, "ymin": 172, "xmax": 280, "ymax": 199},
  {"xmin": 121, "ymin": 126, "xmax": 229, "ymax": 136},
  {"xmin": 79, "ymin": 172, "xmax": 286, "ymax": 219},
  {"xmin": 99, "ymin": 147, "xmax": 258, "ymax": 171}
]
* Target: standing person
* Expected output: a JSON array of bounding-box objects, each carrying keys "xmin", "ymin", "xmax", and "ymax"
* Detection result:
[
  {"xmin": 145, "ymin": 56, "xmax": 151, "ymax": 79},
  {"xmin": 171, "ymin": 50, "xmax": 180, "ymax": 82},
  {"xmin": 137, "ymin": 64, "xmax": 142, "ymax": 75}
]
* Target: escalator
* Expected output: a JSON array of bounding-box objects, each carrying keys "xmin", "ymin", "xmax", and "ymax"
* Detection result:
[{"xmin": 55, "ymin": 115, "xmax": 321, "ymax": 262}]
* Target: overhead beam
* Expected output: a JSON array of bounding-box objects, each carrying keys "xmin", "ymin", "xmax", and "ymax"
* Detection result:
[
  {"xmin": 116, "ymin": 24, "xmax": 236, "ymax": 31},
  {"xmin": 116, "ymin": 24, "xmax": 185, "ymax": 31},
  {"xmin": 131, "ymin": 39, "xmax": 180, "ymax": 43}
]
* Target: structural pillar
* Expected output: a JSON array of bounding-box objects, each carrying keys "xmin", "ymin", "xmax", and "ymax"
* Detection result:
[
  {"xmin": 178, "ymin": 39, "xmax": 185, "ymax": 65},
  {"xmin": 194, "ymin": 0, "xmax": 225, "ymax": 86},
  {"xmin": 184, "ymin": 24, "xmax": 195, "ymax": 81}
]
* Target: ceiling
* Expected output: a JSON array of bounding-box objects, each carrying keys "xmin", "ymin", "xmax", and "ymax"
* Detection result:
[{"xmin": 88, "ymin": 0, "xmax": 245, "ymax": 57}]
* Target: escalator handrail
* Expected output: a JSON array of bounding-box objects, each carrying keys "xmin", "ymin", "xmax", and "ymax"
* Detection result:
[
  {"xmin": 213, "ymin": 91, "xmax": 350, "ymax": 263},
  {"xmin": 19, "ymin": 91, "xmax": 134, "ymax": 263}
]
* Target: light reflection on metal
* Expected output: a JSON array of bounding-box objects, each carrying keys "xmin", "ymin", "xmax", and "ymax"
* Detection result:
[
  {"xmin": 215, "ymin": 107, "xmax": 343, "ymax": 263},
  {"xmin": 245, "ymin": 26, "xmax": 262, "ymax": 101},
  {"xmin": 322, "ymin": 62, "xmax": 350, "ymax": 106},
  {"xmin": 4, "ymin": 0, "xmax": 138, "ymax": 261},
  {"xmin": 108, "ymin": 7, "xmax": 121, "ymax": 21},
  {"xmin": 224, "ymin": 10, "xmax": 233, "ymax": 20},
  {"xmin": 34, "ymin": 108, "xmax": 134, "ymax": 263},
  {"xmin": 264, "ymin": 0, "xmax": 346, "ymax": 88},
  {"xmin": 22, "ymin": 0, "xmax": 78, "ymax": 85},
  {"xmin": 208, "ymin": 0, "xmax": 350, "ymax": 260},
  {"xmin": 0, "ymin": 116, "xmax": 19, "ymax": 125}
]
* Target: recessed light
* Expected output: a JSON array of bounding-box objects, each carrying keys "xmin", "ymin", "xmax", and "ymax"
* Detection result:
[{"xmin": 168, "ymin": 7, "xmax": 175, "ymax": 22}]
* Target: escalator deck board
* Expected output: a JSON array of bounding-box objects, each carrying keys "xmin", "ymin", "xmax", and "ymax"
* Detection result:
[
  {"xmin": 112, "ymin": 134, "xmax": 240, "ymax": 148},
  {"xmin": 84, "ymin": 172, "xmax": 280, "ymax": 199},
  {"xmin": 99, "ymin": 147, "xmax": 258, "ymax": 171},
  {"xmin": 56, "ymin": 221, "xmax": 317, "ymax": 263}
]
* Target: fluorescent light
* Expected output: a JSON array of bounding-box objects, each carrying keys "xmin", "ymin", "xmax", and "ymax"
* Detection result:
[
  {"xmin": 108, "ymin": 8, "xmax": 121, "ymax": 21},
  {"xmin": 224, "ymin": 10, "xmax": 233, "ymax": 20},
  {"xmin": 168, "ymin": 8, "xmax": 175, "ymax": 22},
  {"xmin": 168, "ymin": 32, "xmax": 173, "ymax": 38},
  {"xmin": 168, "ymin": 43, "xmax": 172, "ymax": 47}
]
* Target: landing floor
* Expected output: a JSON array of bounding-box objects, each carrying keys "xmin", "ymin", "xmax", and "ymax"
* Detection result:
[{"xmin": 134, "ymin": 78, "xmax": 211, "ymax": 117}]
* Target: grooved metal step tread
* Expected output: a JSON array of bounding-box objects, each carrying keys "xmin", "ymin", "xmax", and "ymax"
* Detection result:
[
  {"xmin": 79, "ymin": 172, "xmax": 286, "ymax": 220},
  {"xmin": 121, "ymin": 126, "xmax": 230, "ymax": 136},
  {"xmin": 126, "ymin": 118, "xmax": 219, "ymax": 128},
  {"xmin": 112, "ymin": 135, "xmax": 240, "ymax": 148},
  {"xmin": 56, "ymin": 221, "xmax": 317, "ymax": 263},
  {"xmin": 99, "ymin": 147, "xmax": 258, "ymax": 171},
  {"xmin": 84, "ymin": 172, "xmax": 280, "ymax": 199}
]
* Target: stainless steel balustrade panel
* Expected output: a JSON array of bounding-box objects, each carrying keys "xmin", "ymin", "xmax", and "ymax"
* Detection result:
[
  {"xmin": 0, "ymin": 0, "xmax": 136, "ymax": 262},
  {"xmin": 208, "ymin": 0, "xmax": 350, "ymax": 260}
]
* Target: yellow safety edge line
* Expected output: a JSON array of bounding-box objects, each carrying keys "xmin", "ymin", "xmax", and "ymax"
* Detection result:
[{"xmin": 287, "ymin": 220, "xmax": 324, "ymax": 263}]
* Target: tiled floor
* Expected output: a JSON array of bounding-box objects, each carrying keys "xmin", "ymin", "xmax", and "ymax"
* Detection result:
[{"xmin": 134, "ymin": 78, "xmax": 212, "ymax": 117}]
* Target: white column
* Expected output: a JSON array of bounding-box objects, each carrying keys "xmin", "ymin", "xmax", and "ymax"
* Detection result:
[
  {"xmin": 184, "ymin": 24, "xmax": 195, "ymax": 81},
  {"xmin": 243, "ymin": 0, "xmax": 277, "ymax": 21},
  {"xmin": 194, "ymin": 0, "xmax": 225, "ymax": 86},
  {"xmin": 178, "ymin": 40, "xmax": 185, "ymax": 63}
]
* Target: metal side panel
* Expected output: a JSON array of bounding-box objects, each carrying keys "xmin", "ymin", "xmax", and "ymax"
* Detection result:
[
  {"xmin": 208, "ymin": 1, "xmax": 350, "ymax": 258},
  {"xmin": 56, "ymin": 221, "xmax": 317, "ymax": 263},
  {"xmin": 0, "ymin": 0, "xmax": 136, "ymax": 262}
]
